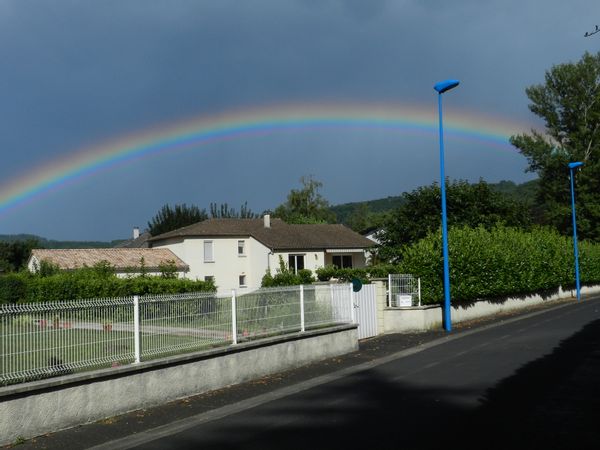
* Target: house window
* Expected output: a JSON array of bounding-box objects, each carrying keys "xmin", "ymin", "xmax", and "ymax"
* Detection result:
[
  {"xmin": 288, "ymin": 254, "xmax": 305, "ymax": 274},
  {"xmin": 332, "ymin": 255, "xmax": 353, "ymax": 269},
  {"xmin": 238, "ymin": 240, "xmax": 245, "ymax": 256},
  {"xmin": 204, "ymin": 276, "xmax": 214, "ymax": 283},
  {"xmin": 204, "ymin": 241, "xmax": 214, "ymax": 262},
  {"xmin": 239, "ymin": 274, "xmax": 247, "ymax": 287}
]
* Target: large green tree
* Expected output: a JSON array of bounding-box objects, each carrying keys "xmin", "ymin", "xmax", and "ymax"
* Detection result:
[
  {"xmin": 379, "ymin": 179, "xmax": 531, "ymax": 260},
  {"xmin": 510, "ymin": 51, "xmax": 600, "ymax": 241},
  {"xmin": 147, "ymin": 204, "xmax": 208, "ymax": 236},
  {"xmin": 0, "ymin": 238, "xmax": 40, "ymax": 272},
  {"xmin": 273, "ymin": 176, "xmax": 336, "ymax": 224}
]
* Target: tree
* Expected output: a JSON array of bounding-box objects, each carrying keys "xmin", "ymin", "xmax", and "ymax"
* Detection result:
[
  {"xmin": 273, "ymin": 176, "xmax": 336, "ymax": 224},
  {"xmin": 510, "ymin": 51, "xmax": 600, "ymax": 241},
  {"xmin": 0, "ymin": 238, "xmax": 40, "ymax": 272},
  {"xmin": 209, "ymin": 201, "xmax": 258, "ymax": 219},
  {"xmin": 147, "ymin": 204, "xmax": 208, "ymax": 236},
  {"xmin": 378, "ymin": 179, "xmax": 531, "ymax": 260},
  {"xmin": 345, "ymin": 203, "xmax": 390, "ymax": 233}
]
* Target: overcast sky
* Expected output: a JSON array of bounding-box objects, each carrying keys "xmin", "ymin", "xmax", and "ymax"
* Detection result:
[{"xmin": 0, "ymin": 0, "xmax": 598, "ymax": 241}]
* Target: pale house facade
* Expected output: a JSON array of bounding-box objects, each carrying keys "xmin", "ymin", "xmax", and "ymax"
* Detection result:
[{"xmin": 149, "ymin": 215, "xmax": 372, "ymax": 293}]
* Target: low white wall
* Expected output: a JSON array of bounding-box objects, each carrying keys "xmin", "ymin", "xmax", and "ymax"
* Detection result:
[
  {"xmin": 382, "ymin": 305, "xmax": 441, "ymax": 333},
  {"xmin": 0, "ymin": 325, "xmax": 358, "ymax": 445},
  {"xmin": 380, "ymin": 284, "xmax": 600, "ymax": 333}
]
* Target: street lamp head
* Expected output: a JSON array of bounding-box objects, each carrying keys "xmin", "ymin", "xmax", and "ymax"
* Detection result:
[
  {"xmin": 569, "ymin": 161, "xmax": 584, "ymax": 169},
  {"xmin": 434, "ymin": 79, "xmax": 460, "ymax": 94}
]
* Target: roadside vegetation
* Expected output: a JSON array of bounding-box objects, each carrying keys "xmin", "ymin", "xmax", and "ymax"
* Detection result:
[
  {"xmin": 398, "ymin": 225, "xmax": 600, "ymax": 305},
  {"xmin": 0, "ymin": 261, "xmax": 214, "ymax": 304}
]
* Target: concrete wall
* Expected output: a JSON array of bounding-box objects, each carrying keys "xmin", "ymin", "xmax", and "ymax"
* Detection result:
[
  {"xmin": 373, "ymin": 280, "xmax": 600, "ymax": 333},
  {"xmin": 0, "ymin": 325, "xmax": 358, "ymax": 445}
]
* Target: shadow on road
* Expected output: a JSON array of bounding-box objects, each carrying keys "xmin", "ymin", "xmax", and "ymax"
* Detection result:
[
  {"xmin": 470, "ymin": 317, "xmax": 600, "ymax": 450},
  {"xmin": 158, "ymin": 319, "xmax": 600, "ymax": 450}
]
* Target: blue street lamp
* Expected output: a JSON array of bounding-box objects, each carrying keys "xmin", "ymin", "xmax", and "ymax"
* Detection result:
[
  {"xmin": 434, "ymin": 79, "xmax": 459, "ymax": 332},
  {"xmin": 568, "ymin": 161, "xmax": 584, "ymax": 301}
]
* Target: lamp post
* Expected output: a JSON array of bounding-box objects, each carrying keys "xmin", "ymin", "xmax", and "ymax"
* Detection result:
[
  {"xmin": 568, "ymin": 161, "xmax": 584, "ymax": 301},
  {"xmin": 434, "ymin": 79, "xmax": 459, "ymax": 332}
]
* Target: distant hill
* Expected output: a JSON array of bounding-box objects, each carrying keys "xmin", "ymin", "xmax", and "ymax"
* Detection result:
[
  {"xmin": 330, "ymin": 196, "xmax": 405, "ymax": 224},
  {"xmin": 0, "ymin": 234, "xmax": 123, "ymax": 249},
  {"xmin": 330, "ymin": 179, "xmax": 539, "ymax": 225},
  {"xmin": 489, "ymin": 179, "xmax": 538, "ymax": 204}
]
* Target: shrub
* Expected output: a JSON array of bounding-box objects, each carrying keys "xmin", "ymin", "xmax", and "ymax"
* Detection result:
[
  {"xmin": 1, "ymin": 269, "xmax": 215, "ymax": 303},
  {"xmin": 315, "ymin": 264, "xmax": 402, "ymax": 284},
  {"xmin": 261, "ymin": 256, "xmax": 315, "ymax": 287},
  {"xmin": 397, "ymin": 225, "xmax": 600, "ymax": 305},
  {"xmin": 261, "ymin": 267, "xmax": 315, "ymax": 287},
  {"xmin": 0, "ymin": 273, "xmax": 29, "ymax": 304}
]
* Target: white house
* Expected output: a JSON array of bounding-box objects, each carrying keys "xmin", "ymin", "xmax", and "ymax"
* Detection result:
[
  {"xmin": 27, "ymin": 248, "xmax": 189, "ymax": 278},
  {"xmin": 149, "ymin": 215, "xmax": 374, "ymax": 292},
  {"xmin": 362, "ymin": 226, "xmax": 383, "ymax": 265}
]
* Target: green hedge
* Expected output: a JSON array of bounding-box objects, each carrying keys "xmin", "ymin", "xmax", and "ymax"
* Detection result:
[
  {"xmin": 315, "ymin": 264, "xmax": 402, "ymax": 283},
  {"xmin": 0, "ymin": 270, "xmax": 215, "ymax": 304},
  {"xmin": 397, "ymin": 225, "xmax": 600, "ymax": 305},
  {"xmin": 261, "ymin": 269, "xmax": 315, "ymax": 287}
]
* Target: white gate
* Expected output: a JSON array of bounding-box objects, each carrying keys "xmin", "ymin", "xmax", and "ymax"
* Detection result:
[{"xmin": 352, "ymin": 284, "xmax": 378, "ymax": 340}]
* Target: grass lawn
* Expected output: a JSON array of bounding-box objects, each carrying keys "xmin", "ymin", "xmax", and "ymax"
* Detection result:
[{"xmin": 0, "ymin": 324, "xmax": 229, "ymax": 385}]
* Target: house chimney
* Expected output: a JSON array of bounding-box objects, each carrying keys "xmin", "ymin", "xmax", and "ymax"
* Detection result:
[
  {"xmin": 133, "ymin": 227, "xmax": 140, "ymax": 239},
  {"xmin": 263, "ymin": 214, "xmax": 271, "ymax": 228}
]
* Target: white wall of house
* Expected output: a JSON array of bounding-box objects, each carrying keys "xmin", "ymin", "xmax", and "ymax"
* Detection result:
[
  {"xmin": 324, "ymin": 251, "xmax": 367, "ymax": 269},
  {"xmin": 153, "ymin": 236, "xmax": 272, "ymax": 293},
  {"xmin": 27, "ymin": 257, "xmax": 39, "ymax": 273},
  {"xmin": 269, "ymin": 251, "xmax": 326, "ymax": 275},
  {"xmin": 154, "ymin": 239, "xmax": 369, "ymax": 293}
]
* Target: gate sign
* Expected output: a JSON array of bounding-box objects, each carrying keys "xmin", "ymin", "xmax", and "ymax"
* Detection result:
[
  {"xmin": 352, "ymin": 278, "xmax": 363, "ymax": 292},
  {"xmin": 397, "ymin": 295, "xmax": 413, "ymax": 307}
]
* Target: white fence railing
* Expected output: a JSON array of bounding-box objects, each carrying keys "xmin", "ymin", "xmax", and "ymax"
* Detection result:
[
  {"xmin": 0, "ymin": 285, "xmax": 354, "ymax": 385},
  {"xmin": 387, "ymin": 274, "xmax": 421, "ymax": 307}
]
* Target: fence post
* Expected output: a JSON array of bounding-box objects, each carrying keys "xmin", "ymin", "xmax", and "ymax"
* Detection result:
[
  {"xmin": 387, "ymin": 274, "xmax": 391, "ymax": 307},
  {"xmin": 231, "ymin": 289, "xmax": 238, "ymax": 345},
  {"xmin": 350, "ymin": 283, "xmax": 356, "ymax": 324},
  {"xmin": 300, "ymin": 285, "xmax": 305, "ymax": 332},
  {"xmin": 418, "ymin": 277, "xmax": 422, "ymax": 307},
  {"xmin": 133, "ymin": 295, "xmax": 140, "ymax": 364}
]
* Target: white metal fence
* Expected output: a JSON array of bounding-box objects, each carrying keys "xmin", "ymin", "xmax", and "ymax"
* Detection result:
[
  {"xmin": 0, "ymin": 285, "xmax": 354, "ymax": 386},
  {"xmin": 388, "ymin": 274, "xmax": 421, "ymax": 307}
]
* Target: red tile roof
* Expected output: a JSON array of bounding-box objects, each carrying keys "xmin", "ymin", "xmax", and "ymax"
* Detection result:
[{"xmin": 30, "ymin": 248, "xmax": 188, "ymax": 271}]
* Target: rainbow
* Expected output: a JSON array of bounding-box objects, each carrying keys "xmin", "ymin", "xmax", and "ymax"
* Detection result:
[{"xmin": 0, "ymin": 102, "xmax": 532, "ymax": 216}]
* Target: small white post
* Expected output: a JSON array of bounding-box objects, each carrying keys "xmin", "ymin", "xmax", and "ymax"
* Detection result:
[
  {"xmin": 417, "ymin": 277, "xmax": 422, "ymax": 307},
  {"xmin": 350, "ymin": 283, "xmax": 356, "ymax": 324},
  {"xmin": 387, "ymin": 274, "xmax": 391, "ymax": 307},
  {"xmin": 231, "ymin": 289, "xmax": 238, "ymax": 345},
  {"xmin": 300, "ymin": 285, "xmax": 305, "ymax": 332},
  {"xmin": 133, "ymin": 295, "xmax": 140, "ymax": 364}
]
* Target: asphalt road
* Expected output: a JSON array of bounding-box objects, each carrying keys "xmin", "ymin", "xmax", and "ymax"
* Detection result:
[{"xmin": 82, "ymin": 295, "xmax": 600, "ymax": 450}]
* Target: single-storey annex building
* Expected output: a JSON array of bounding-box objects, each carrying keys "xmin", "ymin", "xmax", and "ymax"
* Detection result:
[{"xmin": 28, "ymin": 248, "xmax": 189, "ymax": 278}]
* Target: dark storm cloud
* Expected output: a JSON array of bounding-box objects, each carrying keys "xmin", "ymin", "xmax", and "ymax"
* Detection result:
[{"xmin": 0, "ymin": 0, "xmax": 597, "ymax": 239}]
